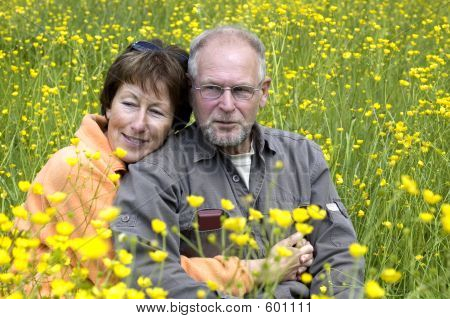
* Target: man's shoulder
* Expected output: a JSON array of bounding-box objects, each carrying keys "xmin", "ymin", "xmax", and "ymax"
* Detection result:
[
  {"xmin": 139, "ymin": 125, "xmax": 198, "ymax": 168},
  {"xmin": 259, "ymin": 125, "xmax": 322, "ymax": 153}
]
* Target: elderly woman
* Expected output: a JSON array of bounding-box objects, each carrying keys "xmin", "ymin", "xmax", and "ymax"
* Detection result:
[{"xmin": 22, "ymin": 40, "xmax": 312, "ymax": 298}]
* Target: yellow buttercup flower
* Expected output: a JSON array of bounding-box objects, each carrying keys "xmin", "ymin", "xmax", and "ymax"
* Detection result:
[
  {"xmin": 348, "ymin": 243, "xmax": 368, "ymax": 258},
  {"xmin": 149, "ymin": 250, "xmax": 168, "ymax": 263},
  {"xmin": 307, "ymin": 205, "xmax": 327, "ymax": 220},
  {"xmin": 293, "ymin": 207, "xmax": 309, "ymax": 223},
  {"xmin": 151, "ymin": 219, "xmax": 167, "ymax": 235},
  {"xmin": 99, "ymin": 206, "xmax": 120, "ymax": 222},
  {"xmin": 31, "ymin": 182, "xmax": 44, "ymax": 195},
  {"xmin": 113, "ymin": 147, "xmax": 128, "ymax": 159},
  {"xmin": 365, "ymin": 280, "xmax": 385, "ymax": 298},
  {"xmin": 47, "ymin": 191, "xmax": 67, "ymax": 204},
  {"xmin": 65, "ymin": 157, "xmax": 79, "ymax": 166},
  {"xmin": 92, "ymin": 151, "xmax": 101, "ymax": 160},
  {"xmin": 103, "ymin": 282, "xmax": 127, "ymax": 299},
  {"xmin": 18, "ymin": 181, "xmax": 31, "ymax": 192},
  {"xmin": 72, "ymin": 237, "xmax": 109, "ymax": 260},
  {"xmin": 222, "ymin": 217, "xmax": 246, "ymax": 233},
  {"xmin": 126, "ymin": 289, "xmax": 145, "ymax": 299},
  {"xmin": 221, "ymin": 198, "xmax": 235, "ymax": 211},
  {"xmin": 0, "ymin": 236, "xmax": 12, "ymax": 249},
  {"xmin": 270, "ymin": 209, "xmax": 293, "ymax": 228},
  {"xmin": 186, "ymin": 195, "xmax": 205, "ymax": 208},
  {"xmin": 300, "ymin": 272, "xmax": 313, "ymax": 284},
  {"xmin": 276, "ymin": 246, "xmax": 293, "ymax": 257},
  {"xmin": 442, "ymin": 204, "xmax": 450, "ymax": 216},
  {"xmin": 400, "ymin": 175, "xmax": 419, "ymax": 195},
  {"xmin": 229, "ymin": 233, "xmax": 250, "ymax": 246},
  {"xmin": 423, "ymin": 189, "xmax": 442, "ymax": 205},
  {"xmin": 419, "ymin": 212, "xmax": 434, "ymax": 223},
  {"xmin": 197, "ymin": 289, "xmax": 206, "ymax": 298},
  {"xmin": 441, "ymin": 204, "xmax": 450, "ymax": 233},
  {"xmin": 206, "ymin": 280, "xmax": 220, "ymax": 291},
  {"xmin": 0, "ymin": 249, "xmax": 11, "ymax": 265},
  {"xmin": 274, "ymin": 160, "xmax": 284, "ymax": 170},
  {"xmin": 399, "ymin": 80, "xmax": 410, "ymax": 87},
  {"xmin": 295, "ymin": 223, "xmax": 314, "ymax": 235},
  {"xmin": 56, "ymin": 221, "xmax": 75, "ymax": 236},
  {"xmin": 51, "ymin": 279, "xmax": 75, "ymax": 297},
  {"xmin": 12, "ymin": 205, "xmax": 28, "ymax": 220},
  {"xmin": 118, "ymin": 249, "xmax": 133, "ymax": 265},
  {"xmin": 145, "ymin": 287, "xmax": 168, "ymax": 299},
  {"xmin": 249, "ymin": 208, "xmax": 263, "ymax": 221},
  {"xmin": 137, "ymin": 276, "xmax": 152, "ymax": 288},
  {"xmin": 108, "ymin": 173, "xmax": 121, "ymax": 183},
  {"xmin": 113, "ymin": 264, "xmax": 131, "ymax": 278},
  {"xmin": 381, "ymin": 268, "xmax": 402, "ymax": 283},
  {"xmin": 70, "ymin": 137, "xmax": 80, "ymax": 146},
  {"xmin": 6, "ymin": 292, "xmax": 23, "ymax": 299},
  {"xmin": 31, "ymin": 212, "xmax": 51, "ymax": 225}
]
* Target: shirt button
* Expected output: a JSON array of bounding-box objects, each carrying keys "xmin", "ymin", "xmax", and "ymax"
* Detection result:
[
  {"xmin": 121, "ymin": 215, "xmax": 130, "ymax": 222},
  {"xmin": 232, "ymin": 175, "xmax": 240, "ymax": 183}
]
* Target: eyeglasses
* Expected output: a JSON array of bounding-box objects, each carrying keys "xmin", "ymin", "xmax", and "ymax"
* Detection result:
[
  {"xmin": 129, "ymin": 40, "xmax": 189, "ymax": 64},
  {"xmin": 194, "ymin": 84, "xmax": 262, "ymax": 100}
]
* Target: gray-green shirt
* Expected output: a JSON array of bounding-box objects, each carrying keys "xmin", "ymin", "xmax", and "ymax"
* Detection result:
[{"xmin": 112, "ymin": 123, "xmax": 364, "ymax": 298}]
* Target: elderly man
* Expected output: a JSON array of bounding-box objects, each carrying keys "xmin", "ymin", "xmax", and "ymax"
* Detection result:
[{"xmin": 112, "ymin": 26, "xmax": 364, "ymax": 298}]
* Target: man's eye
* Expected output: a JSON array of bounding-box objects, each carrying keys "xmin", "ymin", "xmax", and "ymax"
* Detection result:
[
  {"xmin": 123, "ymin": 101, "xmax": 136, "ymax": 107},
  {"xmin": 203, "ymin": 85, "xmax": 221, "ymax": 92},
  {"xmin": 233, "ymin": 86, "xmax": 252, "ymax": 94}
]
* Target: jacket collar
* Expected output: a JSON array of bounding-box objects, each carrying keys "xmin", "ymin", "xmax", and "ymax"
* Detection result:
[{"xmin": 75, "ymin": 114, "xmax": 126, "ymax": 173}]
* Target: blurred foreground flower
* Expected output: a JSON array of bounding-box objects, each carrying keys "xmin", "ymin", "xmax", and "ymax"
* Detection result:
[
  {"xmin": 423, "ymin": 189, "xmax": 442, "ymax": 205},
  {"xmin": 72, "ymin": 237, "xmax": 109, "ymax": 260},
  {"xmin": 349, "ymin": 243, "xmax": 368, "ymax": 258},
  {"xmin": 151, "ymin": 219, "xmax": 167, "ymax": 235},
  {"xmin": 365, "ymin": 280, "xmax": 385, "ymax": 298},
  {"xmin": 381, "ymin": 268, "xmax": 402, "ymax": 283},
  {"xmin": 113, "ymin": 147, "xmax": 127, "ymax": 159},
  {"xmin": 400, "ymin": 175, "xmax": 419, "ymax": 195},
  {"xmin": 186, "ymin": 195, "xmax": 205, "ymax": 208},
  {"xmin": 149, "ymin": 250, "xmax": 168, "ymax": 263}
]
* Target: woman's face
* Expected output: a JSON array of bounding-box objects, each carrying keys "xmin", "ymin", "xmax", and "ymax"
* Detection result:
[{"xmin": 106, "ymin": 83, "xmax": 174, "ymax": 164}]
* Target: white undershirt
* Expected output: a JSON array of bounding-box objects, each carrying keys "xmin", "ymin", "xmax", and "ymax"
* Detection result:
[{"xmin": 227, "ymin": 143, "xmax": 255, "ymax": 189}]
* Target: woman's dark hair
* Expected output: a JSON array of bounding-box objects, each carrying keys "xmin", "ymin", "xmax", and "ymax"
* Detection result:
[{"xmin": 100, "ymin": 39, "xmax": 191, "ymax": 130}]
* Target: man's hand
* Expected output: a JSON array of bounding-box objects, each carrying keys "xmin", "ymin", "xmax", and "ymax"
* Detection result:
[{"xmin": 243, "ymin": 232, "xmax": 314, "ymax": 284}]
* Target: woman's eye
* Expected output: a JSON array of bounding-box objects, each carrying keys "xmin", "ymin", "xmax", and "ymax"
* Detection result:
[
  {"xmin": 123, "ymin": 101, "xmax": 136, "ymax": 107},
  {"xmin": 149, "ymin": 109, "xmax": 164, "ymax": 116}
]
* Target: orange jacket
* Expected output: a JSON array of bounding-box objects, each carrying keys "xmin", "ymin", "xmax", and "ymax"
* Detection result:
[{"xmin": 22, "ymin": 114, "xmax": 252, "ymax": 297}]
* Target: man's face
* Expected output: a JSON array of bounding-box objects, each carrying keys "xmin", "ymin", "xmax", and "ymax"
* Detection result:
[{"xmin": 191, "ymin": 38, "xmax": 270, "ymax": 154}]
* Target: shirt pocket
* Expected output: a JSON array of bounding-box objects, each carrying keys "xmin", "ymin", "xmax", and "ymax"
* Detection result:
[{"xmin": 180, "ymin": 208, "xmax": 230, "ymax": 258}]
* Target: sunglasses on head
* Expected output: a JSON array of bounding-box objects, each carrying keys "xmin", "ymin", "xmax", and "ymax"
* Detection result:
[{"xmin": 130, "ymin": 40, "xmax": 189, "ymax": 64}]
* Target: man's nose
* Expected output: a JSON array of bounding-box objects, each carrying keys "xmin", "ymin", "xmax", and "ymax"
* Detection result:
[{"xmin": 218, "ymin": 88, "xmax": 236, "ymax": 112}]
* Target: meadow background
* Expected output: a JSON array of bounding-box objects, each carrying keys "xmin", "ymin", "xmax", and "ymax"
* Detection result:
[{"xmin": 0, "ymin": 0, "xmax": 449, "ymax": 298}]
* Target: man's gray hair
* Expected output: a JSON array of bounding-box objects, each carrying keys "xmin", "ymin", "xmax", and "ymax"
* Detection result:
[{"xmin": 188, "ymin": 25, "xmax": 266, "ymax": 82}]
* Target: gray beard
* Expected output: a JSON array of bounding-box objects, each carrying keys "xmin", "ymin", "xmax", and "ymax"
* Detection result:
[{"xmin": 202, "ymin": 122, "xmax": 252, "ymax": 148}]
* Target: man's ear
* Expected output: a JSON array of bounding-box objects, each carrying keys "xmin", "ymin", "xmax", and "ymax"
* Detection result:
[{"xmin": 259, "ymin": 77, "xmax": 271, "ymax": 108}]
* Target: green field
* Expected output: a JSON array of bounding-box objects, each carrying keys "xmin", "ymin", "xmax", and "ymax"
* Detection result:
[{"xmin": 0, "ymin": 0, "xmax": 449, "ymax": 298}]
